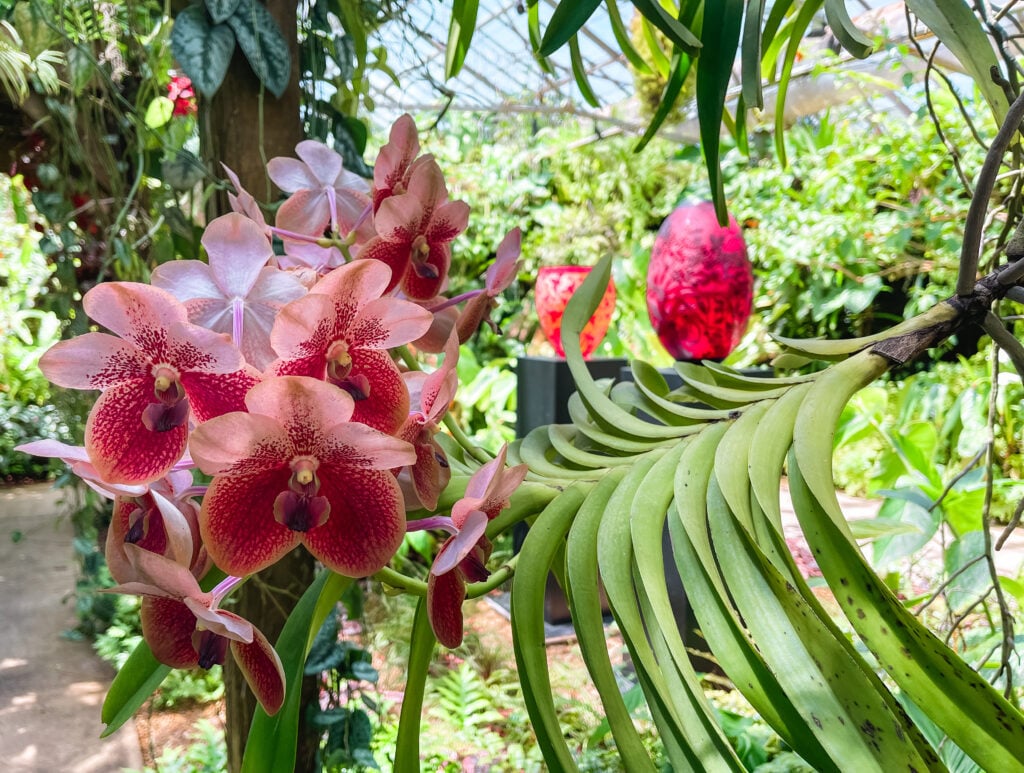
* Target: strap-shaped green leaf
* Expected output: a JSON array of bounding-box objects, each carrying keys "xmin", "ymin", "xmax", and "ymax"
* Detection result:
[
  {"xmin": 510, "ymin": 483, "xmax": 590, "ymax": 770},
  {"xmin": 695, "ymin": 0, "xmax": 744, "ymax": 222},
  {"xmin": 741, "ymin": 0, "xmax": 769, "ymax": 108},
  {"xmin": 773, "ymin": 0, "xmax": 823, "ymax": 166},
  {"xmin": 565, "ymin": 469, "xmax": 656, "ymax": 771},
  {"xmin": 824, "ymin": 0, "xmax": 873, "ymax": 59},
  {"xmin": 241, "ymin": 570, "xmax": 352, "ymax": 773},
  {"xmin": 445, "ymin": 0, "xmax": 479, "ymax": 80},
  {"xmin": 227, "ymin": 0, "xmax": 291, "ymax": 98},
  {"xmin": 170, "ymin": 5, "xmax": 236, "ymax": 96},
  {"xmin": 906, "ymin": 0, "xmax": 1007, "ymax": 122},
  {"xmin": 527, "ymin": 1, "xmax": 556, "ymax": 76},
  {"xmin": 630, "ymin": 0, "xmax": 701, "ymax": 55},
  {"xmin": 393, "ymin": 598, "xmax": 436, "ymax": 773},
  {"xmin": 539, "ymin": 0, "xmax": 602, "ymax": 56},
  {"xmin": 569, "ymin": 34, "xmax": 601, "ymax": 108},
  {"xmin": 100, "ymin": 641, "xmax": 171, "ymax": 738},
  {"xmin": 633, "ymin": 48, "xmax": 692, "ymax": 151},
  {"xmin": 606, "ymin": 0, "xmax": 651, "ymax": 74}
]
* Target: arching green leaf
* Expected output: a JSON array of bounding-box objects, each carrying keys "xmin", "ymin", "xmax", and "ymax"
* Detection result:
[
  {"xmin": 445, "ymin": 0, "xmax": 479, "ymax": 80},
  {"xmin": 539, "ymin": 0, "xmax": 602, "ymax": 56}
]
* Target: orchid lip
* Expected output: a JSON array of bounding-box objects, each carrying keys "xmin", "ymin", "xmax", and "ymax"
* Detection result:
[
  {"xmin": 194, "ymin": 628, "xmax": 229, "ymax": 669},
  {"xmin": 142, "ymin": 396, "xmax": 191, "ymax": 432}
]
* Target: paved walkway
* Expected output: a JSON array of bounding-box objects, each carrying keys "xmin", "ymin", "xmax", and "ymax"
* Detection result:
[{"xmin": 0, "ymin": 483, "xmax": 142, "ymax": 773}]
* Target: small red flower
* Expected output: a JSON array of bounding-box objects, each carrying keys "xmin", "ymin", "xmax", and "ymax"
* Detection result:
[{"xmin": 167, "ymin": 75, "xmax": 197, "ymax": 117}]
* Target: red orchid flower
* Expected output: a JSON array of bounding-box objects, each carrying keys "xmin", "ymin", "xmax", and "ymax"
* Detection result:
[
  {"xmin": 267, "ymin": 140, "xmax": 370, "ymax": 238},
  {"xmin": 39, "ymin": 282, "xmax": 259, "ymax": 484},
  {"xmin": 189, "ymin": 376, "xmax": 416, "ymax": 578},
  {"xmin": 371, "ymin": 113, "xmax": 433, "ymax": 212},
  {"xmin": 359, "ymin": 158, "xmax": 469, "ymax": 301},
  {"xmin": 268, "ymin": 259, "xmax": 432, "ymax": 434},
  {"xmin": 395, "ymin": 332, "xmax": 460, "ymax": 510},
  {"xmin": 152, "ymin": 213, "xmax": 307, "ymax": 370},
  {"xmin": 427, "ymin": 445, "xmax": 528, "ymax": 647},
  {"xmin": 110, "ymin": 545, "xmax": 285, "ymax": 715}
]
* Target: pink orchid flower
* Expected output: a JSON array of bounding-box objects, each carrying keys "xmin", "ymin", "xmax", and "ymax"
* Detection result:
[
  {"xmin": 395, "ymin": 332, "xmax": 460, "ymax": 510},
  {"xmin": 109, "ymin": 545, "xmax": 285, "ymax": 715},
  {"xmin": 39, "ymin": 282, "xmax": 259, "ymax": 484},
  {"xmin": 189, "ymin": 376, "xmax": 416, "ymax": 578},
  {"xmin": 152, "ymin": 213, "xmax": 307, "ymax": 370},
  {"xmin": 371, "ymin": 113, "xmax": 433, "ymax": 212},
  {"xmin": 455, "ymin": 227, "xmax": 522, "ymax": 343},
  {"xmin": 359, "ymin": 158, "xmax": 469, "ymax": 301},
  {"xmin": 267, "ymin": 140, "xmax": 370, "ymax": 238},
  {"xmin": 426, "ymin": 445, "xmax": 528, "ymax": 647},
  {"xmin": 268, "ymin": 259, "xmax": 432, "ymax": 434}
]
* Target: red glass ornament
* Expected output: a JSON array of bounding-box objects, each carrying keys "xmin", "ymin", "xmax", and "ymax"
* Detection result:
[
  {"xmin": 535, "ymin": 266, "xmax": 616, "ymax": 359},
  {"xmin": 647, "ymin": 201, "xmax": 753, "ymax": 361}
]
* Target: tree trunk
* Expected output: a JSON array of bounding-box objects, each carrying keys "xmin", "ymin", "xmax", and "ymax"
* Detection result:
[{"xmin": 202, "ymin": 3, "xmax": 319, "ymax": 771}]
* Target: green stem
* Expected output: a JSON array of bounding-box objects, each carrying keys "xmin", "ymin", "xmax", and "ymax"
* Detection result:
[
  {"xmin": 394, "ymin": 598, "xmax": 436, "ymax": 773},
  {"xmin": 396, "ymin": 344, "xmax": 421, "ymax": 372},
  {"xmin": 466, "ymin": 555, "xmax": 520, "ymax": 598},
  {"xmin": 441, "ymin": 413, "xmax": 493, "ymax": 465},
  {"xmin": 373, "ymin": 566, "xmax": 427, "ymax": 596}
]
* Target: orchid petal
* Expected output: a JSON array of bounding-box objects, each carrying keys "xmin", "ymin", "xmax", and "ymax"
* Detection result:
[
  {"xmin": 346, "ymin": 349, "xmax": 409, "ymax": 434},
  {"xmin": 86, "ymin": 379, "xmax": 189, "ymax": 484},
  {"xmin": 39, "ymin": 333, "xmax": 148, "ymax": 389},
  {"xmin": 141, "ymin": 597, "xmax": 201, "ymax": 668},
  {"xmin": 275, "ymin": 189, "xmax": 330, "ymax": 236},
  {"xmin": 356, "ymin": 238, "xmax": 415, "ymax": 294},
  {"xmin": 230, "ymin": 620, "xmax": 286, "ymax": 715},
  {"xmin": 349, "ymin": 296, "xmax": 433, "ymax": 350},
  {"xmin": 409, "ymin": 437, "xmax": 449, "ymax": 511},
  {"xmin": 150, "ymin": 489, "xmax": 196, "ymax": 568},
  {"xmin": 294, "ymin": 140, "xmax": 344, "ymax": 186},
  {"xmin": 374, "ymin": 114, "xmax": 419, "ymax": 196},
  {"xmin": 179, "ymin": 366, "xmax": 259, "ymax": 423},
  {"xmin": 189, "ymin": 412, "xmax": 290, "ymax": 476},
  {"xmin": 269, "ymin": 293, "xmax": 337, "ymax": 363},
  {"xmin": 301, "ymin": 466, "xmax": 406, "ymax": 577},
  {"xmin": 406, "ymin": 159, "xmax": 449, "ymax": 210},
  {"xmin": 431, "ymin": 510, "xmax": 488, "ymax": 576},
  {"xmin": 222, "ymin": 163, "xmax": 268, "ymax": 230},
  {"xmin": 243, "ymin": 377, "xmax": 355, "ymax": 451},
  {"xmin": 202, "ymin": 213, "xmax": 275, "ymax": 297},
  {"xmin": 373, "ymin": 193, "xmax": 424, "ymax": 242},
  {"xmin": 185, "ymin": 599, "xmax": 254, "ymax": 643},
  {"xmin": 426, "ymin": 200, "xmax": 470, "ymax": 244},
  {"xmin": 123, "ymin": 543, "xmax": 207, "ymax": 600},
  {"xmin": 401, "ymin": 243, "xmax": 450, "ymax": 301},
  {"xmin": 413, "ymin": 305, "xmax": 458, "ymax": 353},
  {"xmin": 320, "ymin": 421, "xmax": 416, "ymax": 470},
  {"xmin": 426, "ymin": 559, "xmax": 467, "ymax": 648},
  {"xmin": 200, "ymin": 467, "xmax": 301, "ymax": 576},
  {"xmin": 487, "ymin": 228, "xmax": 522, "ymax": 294},
  {"xmin": 151, "ymin": 261, "xmax": 222, "ymax": 302},
  {"xmin": 266, "ymin": 156, "xmax": 319, "ymax": 193},
  {"xmin": 83, "ymin": 282, "xmax": 188, "ymax": 352},
  {"xmin": 310, "ymin": 258, "xmax": 392, "ymax": 305},
  {"xmin": 167, "ymin": 321, "xmax": 246, "ymax": 375}
]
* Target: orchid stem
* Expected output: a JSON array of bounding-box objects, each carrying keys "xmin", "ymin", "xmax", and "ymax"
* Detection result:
[
  {"xmin": 466, "ymin": 555, "xmax": 520, "ymax": 599},
  {"xmin": 441, "ymin": 413, "xmax": 493, "ymax": 465},
  {"xmin": 374, "ymin": 566, "xmax": 427, "ymax": 596},
  {"xmin": 397, "ymin": 344, "xmax": 421, "ymax": 372}
]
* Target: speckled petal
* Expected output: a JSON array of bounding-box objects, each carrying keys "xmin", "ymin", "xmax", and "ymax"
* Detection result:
[
  {"xmin": 243, "ymin": 376, "xmax": 355, "ymax": 455},
  {"xmin": 230, "ymin": 616, "xmax": 286, "ymax": 715},
  {"xmin": 39, "ymin": 333, "xmax": 149, "ymax": 389},
  {"xmin": 426, "ymin": 551, "xmax": 467, "ymax": 648},
  {"xmin": 180, "ymin": 366, "xmax": 259, "ymax": 423},
  {"xmin": 200, "ymin": 467, "xmax": 300, "ymax": 576},
  {"xmin": 141, "ymin": 597, "xmax": 199, "ymax": 668},
  {"xmin": 301, "ymin": 465, "xmax": 406, "ymax": 577},
  {"xmin": 189, "ymin": 412, "xmax": 290, "ymax": 477},
  {"xmin": 347, "ymin": 348, "xmax": 409, "ymax": 434},
  {"xmin": 86, "ymin": 379, "xmax": 189, "ymax": 485},
  {"xmin": 83, "ymin": 282, "xmax": 188, "ymax": 356}
]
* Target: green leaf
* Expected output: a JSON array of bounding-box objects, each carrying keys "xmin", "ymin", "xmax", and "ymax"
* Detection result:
[
  {"xmin": 241, "ymin": 570, "xmax": 351, "ymax": 773},
  {"xmin": 445, "ymin": 0, "xmax": 479, "ymax": 80},
  {"xmin": 606, "ymin": 0, "xmax": 651, "ymax": 74},
  {"xmin": 67, "ymin": 44, "xmax": 94, "ymax": 96},
  {"xmin": 773, "ymin": 0, "xmax": 824, "ymax": 167},
  {"xmin": 635, "ymin": 49, "xmax": 692, "ymax": 152},
  {"xmin": 144, "ymin": 96, "xmax": 175, "ymax": 129},
  {"xmin": 568, "ymin": 34, "xmax": 600, "ymax": 108},
  {"xmin": 824, "ymin": 0, "xmax": 873, "ymax": 58},
  {"xmin": 696, "ymin": 0, "xmax": 743, "ymax": 222},
  {"xmin": 170, "ymin": 6, "xmax": 236, "ymax": 96},
  {"xmin": 630, "ymin": 0, "xmax": 702, "ymax": 56},
  {"xmin": 539, "ymin": 0, "xmax": 602, "ymax": 56},
  {"xmin": 741, "ymin": 0, "xmax": 768, "ymax": 108},
  {"xmin": 206, "ymin": 0, "xmax": 242, "ymax": 24},
  {"xmin": 906, "ymin": 0, "xmax": 1007, "ymax": 122},
  {"xmin": 100, "ymin": 641, "xmax": 171, "ymax": 737},
  {"xmin": 227, "ymin": 0, "xmax": 292, "ymax": 98}
]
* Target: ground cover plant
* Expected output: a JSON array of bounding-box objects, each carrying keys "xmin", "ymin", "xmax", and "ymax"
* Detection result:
[{"xmin": 4, "ymin": 0, "xmax": 1024, "ymax": 771}]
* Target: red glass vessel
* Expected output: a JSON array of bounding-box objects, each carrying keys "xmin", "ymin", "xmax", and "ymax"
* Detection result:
[
  {"xmin": 646, "ymin": 202, "xmax": 753, "ymax": 361},
  {"xmin": 535, "ymin": 266, "xmax": 616, "ymax": 359}
]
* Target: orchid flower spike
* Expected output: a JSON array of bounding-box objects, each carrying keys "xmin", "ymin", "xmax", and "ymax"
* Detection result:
[
  {"xmin": 189, "ymin": 376, "xmax": 416, "ymax": 578},
  {"xmin": 427, "ymin": 444, "xmax": 528, "ymax": 647},
  {"xmin": 38, "ymin": 282, "xmax": 259, "ymax": 484},
  {"xmin": 108, "ymin": 545, "xmax": 285, "ymax": 715}
]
